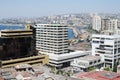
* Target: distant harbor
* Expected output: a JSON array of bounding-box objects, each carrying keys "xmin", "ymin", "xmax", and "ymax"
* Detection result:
[
  {"xmin": 0, "ymin": 23, "xmax": 24, "ymax": 26},
  {"xmin": 0, "ymin": 25, "xmax": 25, "ymax": 30}
]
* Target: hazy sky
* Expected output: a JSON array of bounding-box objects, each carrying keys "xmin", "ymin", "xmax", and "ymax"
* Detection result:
[{"xmin": 0, "ymin": 0, "xmax": 120, "ymax": 18}]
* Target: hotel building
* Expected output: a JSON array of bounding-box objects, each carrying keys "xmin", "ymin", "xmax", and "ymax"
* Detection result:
[{"xmin": 33, "ymin": 24, "xmax": 90, "ymax": 68}]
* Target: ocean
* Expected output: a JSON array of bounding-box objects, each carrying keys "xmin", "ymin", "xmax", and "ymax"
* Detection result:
[
  {"xmin": 0, "ymin": 25, "xmax": 25, "ymax": 30},
  {"xmin": 68, "ymin": 29, "xmax": 74, "ymax": 39}
]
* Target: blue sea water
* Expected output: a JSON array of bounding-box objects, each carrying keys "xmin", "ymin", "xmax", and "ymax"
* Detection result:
[
  {"xmin": 68, "ymin": 29, "xmax": 74, "ymax": 39},
  {"xmin": 0, "ymin": 25, "xmax": 25, "ymax": 30}
]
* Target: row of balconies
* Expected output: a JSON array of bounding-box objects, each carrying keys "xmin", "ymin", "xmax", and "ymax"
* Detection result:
[
  {"xmin": 36, "ymin": 34, "xmax": 68, "ymax": 36},
  {"xmin": 36, "ymin": 39, "xmax": 68, "ymax": 42},
  {"xmin": 36, "ymin": 45, "xmax": 68, "ymax": 49},
  {"xmin": 36, "ymin": 40, "xmax": 68, "ymax": 43},
  {"xmin": 37, "ymin": 43, "xmax": 67, "ymax": 45},
  {"xmin": 36, "ymin": 27, "xmax": 67, "ymax": 29},
  {"xmin": 36, "ymin": 40, "xmax": 68, "ymax": 44},
  {"xmin": 36, "ymin": 35, "xmax": 68, "ymax": 38},
  {"xmin": 36, "ymin": 38, "xmax": 68, "ymax": 40},
  {"xmin": 37, "ymin": 49, "xmax": 68, "ymax": 54},
  {"xmin": 36, "ymin": 29, "xmax": 68, "ymax": 31}
]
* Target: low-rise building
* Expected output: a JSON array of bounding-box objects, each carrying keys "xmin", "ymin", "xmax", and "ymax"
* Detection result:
[{"xmin": 71, "ymin": 56, "xmax": 103, "ymax": 72}]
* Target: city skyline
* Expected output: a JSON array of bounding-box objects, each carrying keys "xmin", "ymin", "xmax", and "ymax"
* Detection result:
[{"xmin": 0, "ymin": 0, "xmax": 120, "ymax": 18}]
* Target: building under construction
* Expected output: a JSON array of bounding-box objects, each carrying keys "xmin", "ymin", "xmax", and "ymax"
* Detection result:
[{"xmin": 0, "ymin": 25, "xmax": 48, "ymax": 68}]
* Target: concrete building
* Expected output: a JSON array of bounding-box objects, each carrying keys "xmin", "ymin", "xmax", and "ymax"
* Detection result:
[
  {"xmin": 33, "ymin": 24, "xmax": 90, "ymax": 68},
  {"xmin": 33, "ymin": 24, "xmax": 68, "ymax": 55},
  {"xmin": 0, "ymin": 26, "xmax": 49, "ymax": 68},
  {"xmin": 101, "ymin": 19, "xmax": 118, "ymax": 35},
  {"xmin": 71, "ymin": 56, "xmax": 103, "ymax": 72},
  {"xmin": 101, "ymin": 19, "xmax": 110, "ymax": 31},
  {"xmin": 92, "ymin": 34, "xmax": 120, "ymax": 69},
  {"xmin": 92, "ymin": 15, "xmax": 101, "ymax": 32}
]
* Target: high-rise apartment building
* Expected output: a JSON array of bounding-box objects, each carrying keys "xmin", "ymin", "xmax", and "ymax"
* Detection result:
[
  {"xmin": 34, "ymin": 24, "xmax": 68, "ymax": 54},
  {"xmin": 101, "ymin": 19, "xmax": 118, "ymax": 34},
  {"xmin": 33, "ymin": 24, "xmax": 90, "ymax": 68},
  {"xmin": 92, "ymin": 15, "xmax": 101, "ymax": 32},
  {"xmin": 92, "ymin": 34, "xmax": 120, "ymax": 69},
  {"xmin": 92, "ymin": 14, "xmax": 118, "ymax": 34},
  {"xmin": 101, "ymin": 19, "xmax": 110, "ymax": 31}
]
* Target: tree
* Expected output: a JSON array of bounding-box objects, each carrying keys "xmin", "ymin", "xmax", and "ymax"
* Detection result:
[
  {"xmin": 88, "ymin": 66, "xmax": 96, "ymax": 71},
  {"xmin": 50, "ymin": 67, "xmax": 57, "ymax": 74},
  {"xmin": 104, "ymin": 67, "xmax": 110, "ymax": 71},
  {"xmin": 113, "ymin": 63, "xmax": 117, "ymax": 72}
]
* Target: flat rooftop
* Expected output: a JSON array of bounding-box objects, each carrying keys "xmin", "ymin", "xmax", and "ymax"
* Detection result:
[
  {"xmin": 78, "ymin": 55, "xmax": 101, "ymax": 61},
  {"xmin": 34, "ymin": 24, "xmax": 66, "ymax": 27},
  {"xmin": 69, "ymin": 42, "xmax": 91, "ymax": 51}
]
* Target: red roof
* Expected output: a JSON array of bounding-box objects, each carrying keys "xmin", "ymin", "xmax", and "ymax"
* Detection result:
[
  {"xmin": 20, "ymin": 71, "xmax": 31, "ymax": 78},
  {"xmin": 74, "ymin": 71, "xmax": 120, "ymax": 80},
  {"xmin": 0, "ymin": 77, "xmax": 4, "ymax": 80}
]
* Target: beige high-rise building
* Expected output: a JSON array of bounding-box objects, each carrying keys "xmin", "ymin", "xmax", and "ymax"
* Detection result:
[
  {"xmin": 92, "ymin": 15, "xmax": 101, "ymax": 32},
  {"xmin": 101, "ymin": 19, "xmax": 118, "ymax": 35}
]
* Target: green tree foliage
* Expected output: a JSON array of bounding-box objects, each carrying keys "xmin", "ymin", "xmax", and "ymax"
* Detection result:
[
  {"xmin": 113, "ymin": 63, "xmax": 117, "ymax": 72},
  {"xmin": 104, "ymin": 67, "xmax": 110, "ymax": 71},
  {"xmin": 88, "ymin": 66, "xmax": 96, "ymax": 71}
]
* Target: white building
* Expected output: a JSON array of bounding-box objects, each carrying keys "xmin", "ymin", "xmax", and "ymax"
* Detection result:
[
  {"xmin": 34, "ymin": 24, "xmax": 68, "ymax": 55},
  {"xmin": 92, "ymin": 15, "xmax": 101, "ymax": 32},
  {"xmin": 33, "ymin": 24, "xmax": 90, "ymax": 68},
  {"xmin": 92, "ymin": 34, "xmax": 120, "ymax": 69},
  {"xmin": 71, "ymin": 56, "xmax": 103, "ymax": 72}
]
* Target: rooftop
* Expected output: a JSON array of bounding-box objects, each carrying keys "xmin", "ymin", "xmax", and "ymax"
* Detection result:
[
  {"xmin": 78, "ymin": 55, "xmax": 101, "ymax": 62},
  {"xmin": 73, "ymin": 71, "xmax": 120, "ymax": 80},
  {"xmin": 69, "ymin": 43, "xmax": 91, "ymax": 51},
  {"xmin": 35, "ymin": 24, "xmax": 64, "ymax": 26},
  {"xmin": 42, "ymin": 51, "xmax": 90, "ymax": 61},
  {"xmin": 15, "ymin": 64, "xmax": 32, "ymax": 69}
]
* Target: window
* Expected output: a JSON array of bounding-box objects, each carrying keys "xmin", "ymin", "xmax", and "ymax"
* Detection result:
[
  {"xmin": 98, "ymin": 59, "xmax": 101, "ymax": 62},
  {"xmin": 94, "ymin": 61, "xmax": 97, "ymax": 63},
  {"xmin": 89, "ymin": 62, "xmax": 92, "ymax": 65},
  {"xmin": 93, "ymin": 41, "xmax": 99, "ymax": 43},
  {"xmin": 95, "ymin": 54, "xmax": 100, "ymax": 56}
]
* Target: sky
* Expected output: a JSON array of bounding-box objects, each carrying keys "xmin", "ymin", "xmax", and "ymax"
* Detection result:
[{"xmin": 0, "ymin": 0, "xmax": 120, "ymax": 18}]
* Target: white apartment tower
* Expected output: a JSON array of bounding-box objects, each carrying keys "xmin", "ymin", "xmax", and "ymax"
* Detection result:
[
  {"xmin": 33, "ymin": 24, "xmax": 90, "ymax": 68},
  {"xmin": 93, "ymin": 15, "xmax": 101, "ymax": 32},
  {"xmin": 34, "ymin": 24, "xmax": 68, "ymax": 54},
  {"xmin": 92, "ymin": 34, "xmax": 120, "ymax": 69}
]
